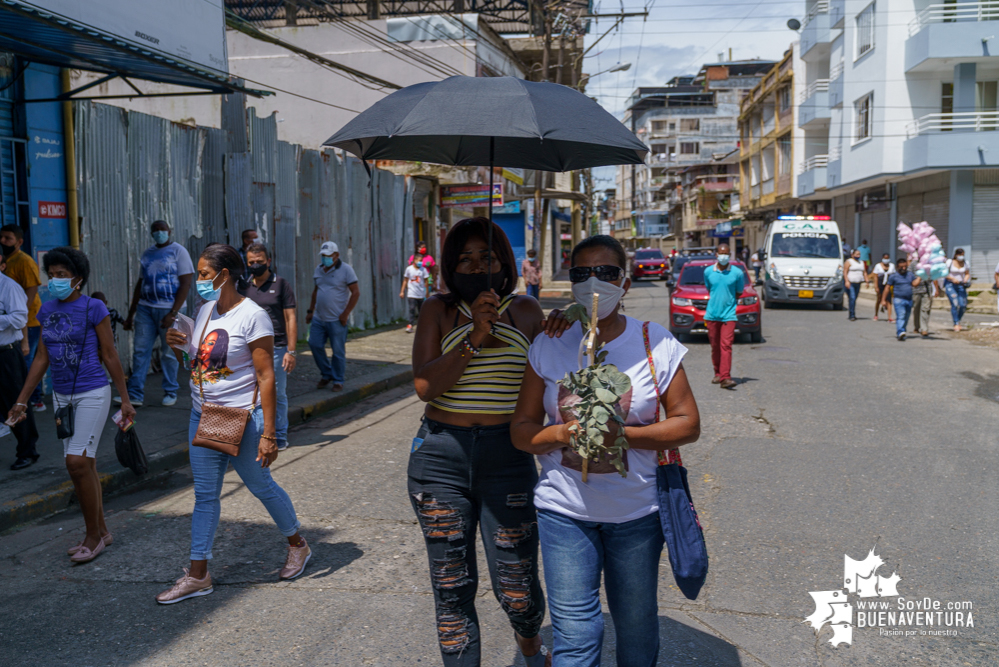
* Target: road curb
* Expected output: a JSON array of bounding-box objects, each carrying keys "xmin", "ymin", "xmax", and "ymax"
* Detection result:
[{"xmin": 0, "ymin": 367, "xmax": 414, "ymax": 534}]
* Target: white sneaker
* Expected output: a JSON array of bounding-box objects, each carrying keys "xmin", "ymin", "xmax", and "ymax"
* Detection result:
[
  {"xmin": 114, "ymin": 395, "xmax": 142, "ymax": 407},
  {"xmin": 162, "ymin": 395, "xmax": 177, "ymax": 407},
  {"xmin": 31, "ymin": 401, "xmax": 46, "ymax": 413}
]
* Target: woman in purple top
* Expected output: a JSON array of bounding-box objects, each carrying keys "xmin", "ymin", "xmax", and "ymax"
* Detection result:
[{"xmin": 7, "ymin": 247, "xmax": 135, "ymax": 564}]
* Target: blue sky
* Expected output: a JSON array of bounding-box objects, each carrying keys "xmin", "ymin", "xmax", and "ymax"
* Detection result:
[{"xmin": 584, "ymin": 0, "xmax": 804, "ymax": 186}]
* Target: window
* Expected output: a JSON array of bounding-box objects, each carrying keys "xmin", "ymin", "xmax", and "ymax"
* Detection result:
[
  {"xmin": 680, "ymin": 118, "xmax": 700, "ymax": 132},
  {"xmin": 777, "ymin": 86, "xmax": 791, "ymax": 113},
  {"xmin": 942, "ymin": 82, "xmax": 954, "ymax": 131},
  {"xmin": 680, "ymin": 142, "xmax": 700, "ymax": 155},
  {"xmin": 855, "ymin": 2, "xmax": 875, "ymax": 59},
  {"xmin": 651, "ymin": 143, "xmax": 668, "ymax": 155},
  {"xmin": 855, "ymin": 93, "xmax": 873, "ymax": 142},
  {"xmin": 778, "ymin": 136, "xmax": 792, "ymax": 175},
  {"xmin": 651, "ymin": 120, "xmax": 669, "ymax": 132},
  {"xmin": 978, "ymin": 81, "xmax": 998, "ymax": 112},
  {"xmin": 669, "ymin": 121, "xmax": 676, "ymax": 131}
]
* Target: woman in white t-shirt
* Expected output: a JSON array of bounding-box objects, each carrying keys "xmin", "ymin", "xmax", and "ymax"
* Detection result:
[
  {"xmin": 943, "ymin": 250, "xmax": 971, "ymax": 331},
  {"xmin": 843, "ymin": 249, "xmax": 868, "ymax": 321},
  {"xmin": 399, "ymin": 254, "xmax": 429, "ymax": 333},
  {"xmin": 871, "ymin": 254, "xmax": 895, "ymax": 321},
  {"xmin": 158, "ymin": 244, "xmax": 309, "ymax": 605},
  {"xmin": 511, "ymin": 235, "xmax": 701, "ymax": 666}
]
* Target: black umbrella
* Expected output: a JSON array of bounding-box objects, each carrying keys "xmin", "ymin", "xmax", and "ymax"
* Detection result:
[{"xmin": 324, "ymin": 75, "xmax": 648, "ymax": 280}]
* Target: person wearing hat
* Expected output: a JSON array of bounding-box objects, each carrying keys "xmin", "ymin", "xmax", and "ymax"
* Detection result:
[{"xmin": 306, "ymin": 242, "xmax": 359, "ymax": 391}]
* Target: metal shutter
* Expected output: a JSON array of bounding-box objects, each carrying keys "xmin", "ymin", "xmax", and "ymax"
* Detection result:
[
  {"xmin": 861, "ymin": 209, "xmax": 892, "ymax": 260},
  {"xmin": 971, "ymin": 185, "xmax": 999, "ymax": 282},
  {"xmin": 922, "ymin": 188, "xmax": 950, "ymax": 254}
]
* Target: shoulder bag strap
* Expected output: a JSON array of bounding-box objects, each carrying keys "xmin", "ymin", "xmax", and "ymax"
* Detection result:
[{"xmin": 643, "ymin": 321, "xmax": 682, "ymax": 467}]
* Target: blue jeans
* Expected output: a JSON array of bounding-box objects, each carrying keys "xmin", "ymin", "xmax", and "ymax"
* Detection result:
[
  {"xmin": 893, "ymin": 298, "xmax": 912, "ymax": 337},
  {"xmin": 538, "ymin": 509, "xmax": 664, "ymax": 667},
  {"xmin": 309, "ymin": 317, "xmax": 347, "ymax": 383},
  {"xmin": 188, "ymin": 407, "xmax": 300, "ymax": 561},
  {"xmin": 273, "ymin": 346, "xmax": 289, "ymax": 445},
  {"xmin": 26, "ymin": 326, "xmax": 43, "ymax": 402},
  {"xmin": 943, "ymin": 282, "xmax": 967, "ymax": 325},
  {"xmin": 126, "ymin": 304, "xmax": 180, "ymax": 401},
  {"xmin": 847, "ymin": 282, "xmax": 862, "ymax": 318},
  {"xmin": 526, "ymin": 283, "xmax": 540, "ymax": 300}
]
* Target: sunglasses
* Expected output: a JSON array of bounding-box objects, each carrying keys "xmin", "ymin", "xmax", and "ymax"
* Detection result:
[{"xmin": 569, "ymin": 265, "xmax": 624, "ymax": 284}]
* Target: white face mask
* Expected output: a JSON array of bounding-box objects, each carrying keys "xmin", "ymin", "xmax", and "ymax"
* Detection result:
[
  {"xmin": 571, "ymin": 276, "xmax": 626, "ymax": 321},
  {"xmin": 882, "ymin": 259, "xmax": 889, "ymax": 265},
  {"xmin": 716, "ymin": 254, "xmax": 730, "ymax": 265}
]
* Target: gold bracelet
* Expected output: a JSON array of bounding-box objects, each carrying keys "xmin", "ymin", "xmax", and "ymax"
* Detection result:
[{"xmin": 260, "ymin": 434, "xmax": 277, "ymax": 442}]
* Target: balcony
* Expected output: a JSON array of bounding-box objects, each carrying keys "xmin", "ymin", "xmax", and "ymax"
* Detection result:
[
  {"xmin": 797, "ymin": 155, "xmax": 828, "ymax": 197},
  {"xmin": 828, "ymin": 61, "xmax": 844, "ymax": 107},
  {"xmin": 799, "ymin": 79, "xmax": 831, "ymax": 128},
  {"xmin": 904, "ymin": 111, "xmax": 999, "ymax": 170},
  {"xmin": 905, "ymin": 1, "xmax": 999, "ymax": 72},
  {"xmin": 826, "ymin": 146, "xmax": 842, "ymax": 188},
  {"xmin": 800, "ymin": 1, "xmax": 831, "ymax": 61},
  {"xmin": 830, "ymin": 0, "xmax": 845, "ymax": 28}
]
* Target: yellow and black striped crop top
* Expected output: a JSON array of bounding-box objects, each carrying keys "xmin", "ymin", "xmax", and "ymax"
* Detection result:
[{"xmin": 429, "ymin": 295, "xmax": 531, "ymax": 415}]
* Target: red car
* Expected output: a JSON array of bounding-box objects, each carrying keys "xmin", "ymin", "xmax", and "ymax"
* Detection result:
[
  {"xmin": 668, "ymin": 259, "xmax": 762, "ymax": 343},
  {"xmin": 631, "ymin": 248, "xmax": 669, "ymax": 280}
]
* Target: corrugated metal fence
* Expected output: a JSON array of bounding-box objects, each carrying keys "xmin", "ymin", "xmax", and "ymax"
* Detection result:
[{"xmin": 75, "ymin": 101, "xmax": 413, "ymax": 373}]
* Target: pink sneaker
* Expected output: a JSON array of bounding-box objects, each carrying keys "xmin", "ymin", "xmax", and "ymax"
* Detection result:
[
  {"xmin": 156, "ymin": 568, "xmax": 213, "ymax": 604},
  {"xmin": 279, "ymin": 539, "xmax": 312, "ymax": 580}
]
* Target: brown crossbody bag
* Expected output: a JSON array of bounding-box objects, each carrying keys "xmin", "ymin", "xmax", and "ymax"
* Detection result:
[{"xmin": 192, "ymin": 303, "xmax": 258, "ymax": 456}]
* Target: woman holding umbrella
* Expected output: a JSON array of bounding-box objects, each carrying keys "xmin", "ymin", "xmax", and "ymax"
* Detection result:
[{"xmin": 409, "ymin": 217, "xmax": 566, "ymax": 666}]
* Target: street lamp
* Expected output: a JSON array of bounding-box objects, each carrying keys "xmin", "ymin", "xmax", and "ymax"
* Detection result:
[{"xmin": 578, "ymin": 62, "xmax": 632, "ymax": 88}]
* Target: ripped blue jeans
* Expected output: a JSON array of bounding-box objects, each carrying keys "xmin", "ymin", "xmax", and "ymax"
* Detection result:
[{"xmin": 407, "ymin": 418, "xmax": 545, "ymax": 665}]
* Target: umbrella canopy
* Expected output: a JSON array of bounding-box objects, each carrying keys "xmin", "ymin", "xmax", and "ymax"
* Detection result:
[{"xmin": 324, "ymin": 76, "xmax": 648, "ymax": 172}]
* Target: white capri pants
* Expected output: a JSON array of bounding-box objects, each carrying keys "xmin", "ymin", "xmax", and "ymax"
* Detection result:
[{"xmin": 53, "ymin": 384, "xmax": 112, "ymax": 458}]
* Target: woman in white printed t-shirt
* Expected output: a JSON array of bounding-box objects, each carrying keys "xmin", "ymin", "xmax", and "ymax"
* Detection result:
[
  {"xmin": 157, "ymin": 244, "xmax": 309, "ymax": 605},
  {"xmin": 512, "ymin": 235, "xmax": 701, "ymax": 666}
]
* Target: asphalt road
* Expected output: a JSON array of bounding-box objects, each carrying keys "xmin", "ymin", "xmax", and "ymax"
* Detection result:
[{"xmin": 1, "ymin": 281, "xmax": 996, "ymax": 666}]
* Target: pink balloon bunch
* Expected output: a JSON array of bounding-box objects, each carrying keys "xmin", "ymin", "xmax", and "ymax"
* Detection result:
[{"xmin": 897, "ymin": 221, "xmax": 948, "ymax": 280}]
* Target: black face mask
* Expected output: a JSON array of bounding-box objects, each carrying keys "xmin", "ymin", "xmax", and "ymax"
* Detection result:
[
  {"xmin": 450, "ymin": 270, "xmax": 507, "ymax": 304},
  {"xmin": 248, "ymin": 263, "xmax": 268, "ymax": 277},
  {"xmin": 1, "ymin": 242, "xmax": 14, "ymax": 257}
]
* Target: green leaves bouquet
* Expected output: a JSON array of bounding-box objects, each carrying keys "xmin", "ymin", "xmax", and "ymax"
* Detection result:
[{"xmin": 556, "ymin": 299, "xmax": 632, "ymax": 482}]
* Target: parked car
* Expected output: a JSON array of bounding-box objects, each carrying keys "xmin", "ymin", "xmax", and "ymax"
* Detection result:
[
  {"xmin": 668, "ymin": 259, "xmax": 762, "ymax": 343},
  {"xmin": 632, "ymin": 248, "xmax": 669, "ymax": 280}
]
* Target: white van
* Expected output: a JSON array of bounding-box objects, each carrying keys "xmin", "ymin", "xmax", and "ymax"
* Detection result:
[{"xmin": 761, "ymin": 216, "xmax": 845, "ymax": 309}]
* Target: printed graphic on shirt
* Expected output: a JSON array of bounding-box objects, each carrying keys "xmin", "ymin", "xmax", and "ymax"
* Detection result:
[
  {"xmin": 195, "ymin": 328, "xmax": 234, "ymax": 384},
  {"xmin": 557, "ymin": 385, "xmax": 633, "ymax": 474},
  {"xmin": 141, "ymin": 257, "xmax": 181, "ymax": 304},
  {"xmin": 44, "ymin": 311, "xmax": 81, "ymax": 370}
]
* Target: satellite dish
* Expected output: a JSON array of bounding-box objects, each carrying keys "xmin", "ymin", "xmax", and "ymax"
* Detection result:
[{"xmin": 787, "ymin": 18, "xmax": 801, "ymax": 31}]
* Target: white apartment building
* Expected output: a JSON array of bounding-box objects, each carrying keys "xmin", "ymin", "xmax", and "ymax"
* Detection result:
[
  {"xmin": 796, "ymin": 0, "xmax": 999, "ymax": 279},
  {"xmin": 617, "ymin": 61, "xmax": 775, "ymax": 245}
]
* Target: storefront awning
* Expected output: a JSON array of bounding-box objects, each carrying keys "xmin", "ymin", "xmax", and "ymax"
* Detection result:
[{"xmin": 0, "ymin": 2, "xmax": 268, "ymax": 98}]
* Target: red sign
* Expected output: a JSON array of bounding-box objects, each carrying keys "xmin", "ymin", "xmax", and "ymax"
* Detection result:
[{"xmin": 39, "ymin": 201, "xmax": 67, "ymax": 218}]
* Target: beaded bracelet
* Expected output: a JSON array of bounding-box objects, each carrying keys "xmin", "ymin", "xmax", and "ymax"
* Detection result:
[{"xmin": 459, "ymin": 335, "xmax": 480, "ymax": 357}]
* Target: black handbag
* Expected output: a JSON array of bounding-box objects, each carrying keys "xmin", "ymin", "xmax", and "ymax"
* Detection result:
[
  {"xmin": 54, "ymin": 297, "xmax": 91, "ymax": 440},
  {"xmin": 115, "ymin": 426, "xmax": 148, "ymax": 475}
]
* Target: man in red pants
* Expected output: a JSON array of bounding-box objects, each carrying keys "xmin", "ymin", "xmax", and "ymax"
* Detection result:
[{"xmin": 703, "ymin": 243, "xmax": 742, "ymax": 390}]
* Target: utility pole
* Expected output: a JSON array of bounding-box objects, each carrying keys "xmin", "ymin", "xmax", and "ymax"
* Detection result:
[
  {"xmin": 556, "ymin": 36, "xmax": 565, "ymax": 85},
  {"xmin": 542, "ymin": 16, "xmax": 552, "ymax": 81}
]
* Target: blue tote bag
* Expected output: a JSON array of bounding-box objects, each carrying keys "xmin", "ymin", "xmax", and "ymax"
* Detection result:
[{"xmin": 643, "ymin": 322, "xmax": 709, "ymax": 600}]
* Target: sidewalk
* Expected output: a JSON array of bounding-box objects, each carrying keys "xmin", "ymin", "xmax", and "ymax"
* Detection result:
[{"xmin": 0, "ymin": 325, "xmax": 414, "ymax": 533}]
